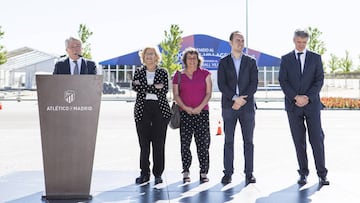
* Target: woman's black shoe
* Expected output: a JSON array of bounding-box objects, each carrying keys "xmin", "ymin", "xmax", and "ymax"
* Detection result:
[
  {"xmin": 200, "ymin": 173, "xmax": 209, "ymax": 183},
  {"xmin": 183, "ymin": 171, "xmax": 191, "ymax": 183},
  {"xmin": 135, "ymin": 175, "xmax": 150, "ymax": 184}
]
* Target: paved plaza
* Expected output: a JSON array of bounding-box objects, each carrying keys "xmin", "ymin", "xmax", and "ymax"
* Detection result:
[{"xmin": 0, "ymin": 98, "xmax": 360, "ymax": 202}]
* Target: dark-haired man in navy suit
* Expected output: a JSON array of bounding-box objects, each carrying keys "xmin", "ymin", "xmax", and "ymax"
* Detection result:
[
  {"xmin": 278, "ymin": 29, "xmax": 329, "ymax": 186},
  {"xmin": 217, "ymin": 31, "xmax": 258, "ymax": 185},
  {"xmin": 53, "ymin": 37, "xmax": 97, "ymax": 75}
]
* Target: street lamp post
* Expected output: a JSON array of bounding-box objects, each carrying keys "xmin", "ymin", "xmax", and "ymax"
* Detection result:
[{"xmin": 246, "ymin": 0, "xmax": 248, "ymax": 54}]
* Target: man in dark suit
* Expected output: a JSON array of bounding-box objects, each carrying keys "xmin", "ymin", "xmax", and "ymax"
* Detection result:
[
  {"xmin": 217, "ymin": 31, "xmax": 258, "ymax": 185},
  {"xmin": 278, "ymin": 29, "xmax": 329, "ymax": 186},
  {"xmin": 53, "ymin": 37, "xmax": 97, "ymax": 75}
]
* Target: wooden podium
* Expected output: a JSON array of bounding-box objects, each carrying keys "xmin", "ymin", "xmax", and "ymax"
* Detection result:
[{"xmin": 36, "ymin": 75, "xmax": 103, "ymax": 200}]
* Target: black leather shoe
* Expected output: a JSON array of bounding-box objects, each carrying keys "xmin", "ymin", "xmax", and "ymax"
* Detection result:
[
  {"xmin": 155, "ymin": 177, "xmax": 163, "ymax": 184},
  {"xmin": 221, "ymin": 174, "xmax": 232, "ymax": 184},
  {"xmin": 245, "ymin": 174, "xmax": 256, "ymax": 185},
  {"xmin": 135, "ymin": 175, "xmax": 150, "ymax": 184},
  {"xmin": 297, "ymin": 175, "xmax": 307, "ymax": 185},
  {"xmin": 319, "ymin": 177, "xmax": 330, "ymax": 185}
]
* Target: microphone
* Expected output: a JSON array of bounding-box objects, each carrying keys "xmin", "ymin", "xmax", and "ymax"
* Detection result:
[
  {"xmin": 60, "ymin": 54, "xmax": 82, "ymax": 58},
  {"xmin": 56, "ymin": 54, "xmax": 67, "ymax": 63}
]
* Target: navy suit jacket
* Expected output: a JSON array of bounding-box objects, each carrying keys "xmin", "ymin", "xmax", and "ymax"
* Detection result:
[
  {"xmin": 217, "ymin": 53, "xmax": 258, "ymax": 112},
  {"xmin": 278, "ymin": 50, "xmax": 324, "ymax": 112},
  {"xmin": 53, "ymin": 58, "xmax": 97, "ymax": 75}
]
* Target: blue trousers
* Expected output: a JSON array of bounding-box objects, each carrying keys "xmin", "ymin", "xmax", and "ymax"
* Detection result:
[
  {"xmin": 287, "ymin": 108, "xmax": 328, "ymax": 178},
  {"xmin": 222, "ymin": 108, "xmax": 255, "ymax": 176}
]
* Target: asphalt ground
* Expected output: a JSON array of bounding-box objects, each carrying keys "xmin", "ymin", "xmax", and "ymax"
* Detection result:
[{"xmin": 0, "ymin": 100, "xmax": 360, "ymax": 203}]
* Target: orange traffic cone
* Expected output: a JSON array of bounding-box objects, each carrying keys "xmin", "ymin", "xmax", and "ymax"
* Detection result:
[{"xmin": 216, "ymin": 121, "xmax": 222, "ymax": 135}]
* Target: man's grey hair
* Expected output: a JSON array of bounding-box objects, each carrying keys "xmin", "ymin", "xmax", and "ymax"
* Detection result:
[
  {"xmin": 65, "ymin": 37, "xmax": 81, "ymax": 48},
  {"xmin": 294, "ymin": 29, "xmax": 309, "ymax": 39}
]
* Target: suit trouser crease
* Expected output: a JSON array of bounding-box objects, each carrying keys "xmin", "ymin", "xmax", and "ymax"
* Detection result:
[
  {"xmin": 287, "ymin": 109, "xmax": 327, "ymax": 177},
  {"xmin": 136, "ymin": 100, "xmax": 168, "ymax": 177},
  {"xmin": 180, "ymin": 110, "xmax": 210, "ymax": 174},
  {"xmin": 222, "ymin": 108, "xmax": 255, "ymax": 175}
]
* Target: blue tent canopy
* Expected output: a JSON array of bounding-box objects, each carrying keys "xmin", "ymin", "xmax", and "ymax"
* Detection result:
[
  {"xmin": 99, "ymin": 51, "xmax": 142, "ymax": 66},
  {"xmin": 99, "ymin": 34, "xmax": 280, "ymax": 68}
]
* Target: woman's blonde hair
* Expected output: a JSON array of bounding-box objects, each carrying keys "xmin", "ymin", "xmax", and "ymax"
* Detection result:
[{"xmin": 138, "ymin": 46, "xmax": 162, "ymax": 65}]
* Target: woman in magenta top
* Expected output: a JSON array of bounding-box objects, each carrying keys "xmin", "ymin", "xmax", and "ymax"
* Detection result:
[{"xmin": 173, "ymin": 47, "xmax": 212, "ymax": 183}]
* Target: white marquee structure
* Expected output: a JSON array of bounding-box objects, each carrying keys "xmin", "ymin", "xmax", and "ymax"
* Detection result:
[{"xmin": 0, "ymin": 47, "xmax": 57, "ymax": 89}]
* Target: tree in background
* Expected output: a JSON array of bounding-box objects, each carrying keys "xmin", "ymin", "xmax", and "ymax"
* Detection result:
[
  {"xmin": 78, "ymin": 24, "xmax": 93, "ymax": 59},
  {"xmin": 0, "ymin": 26, "xmax": 7, "ymax": 65},
  {"xmin": 339, "ymin": 50, "xmax": 353, "ymax": 73},
  {"xmin": 357, "ymin": 55, "xmax": 360, "ymax": 72},
  {"xmin": 327, "ymin": 54, "xmax": 340, "ymax": 73},
  {"xmin": 307, "ymin": 27, "xmax": 329, "ymax": 73},
  {"xmin": 160, "ymin": 24, "xmax": 183, "ymax": 77},
  {"xmin": 307, "ymin": 27, "xmax": 327, "ymax": 56}
]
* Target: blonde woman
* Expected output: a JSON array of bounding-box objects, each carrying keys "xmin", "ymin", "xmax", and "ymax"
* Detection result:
[{"xmin": 132, "ymin": 46, "xmax": 171, "ymax": 185}]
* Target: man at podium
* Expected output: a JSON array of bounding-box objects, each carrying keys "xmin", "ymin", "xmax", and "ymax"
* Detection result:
[{"xmin": 53, "ymin": 37, "xmax": 97, "ymax": 75}]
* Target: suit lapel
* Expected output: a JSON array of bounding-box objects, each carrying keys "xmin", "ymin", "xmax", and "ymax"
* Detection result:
[
  {"xmin": 65, "ymin": 58, "xmax": 71, "ymax": 74},
  {"xmin": 80, "ymin": 59, "xmax": 87, "ymax": 74},
  {"xmin": 291, "ymin": 51, "xmax": 302, "ymax": 77},
  {"xmin": 230, "ymin": 55, "xmax": 241, "ymax": 93},
  {"xmin": 239, "ymin": 56, "xmax": 246, "ymax": 78},
  {"xmin": 302, "ymin": 52, "xmax": 310, "ymax": 75},
  {"xmin": 227, "ymin": 55, "xmax": 237, "ymax": 77}
]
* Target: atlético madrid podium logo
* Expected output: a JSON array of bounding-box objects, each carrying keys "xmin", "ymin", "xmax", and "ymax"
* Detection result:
[
  {"xmin": 64, "ymin": 90, "xmax": 75, "ymax": 104},
  {"xmin": 45, "ymin": 90, "xmax": 92, "ymax": 112}
]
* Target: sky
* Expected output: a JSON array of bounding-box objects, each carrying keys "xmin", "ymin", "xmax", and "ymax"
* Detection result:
[{"xmin": 1, "ymin": 0, "xmax": 359, "ymax": 67}]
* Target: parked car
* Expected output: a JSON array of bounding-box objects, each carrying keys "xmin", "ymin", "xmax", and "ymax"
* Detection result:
[{"xmin": 103, "ymin": 82, "xmax": 125, "ymax": 94}]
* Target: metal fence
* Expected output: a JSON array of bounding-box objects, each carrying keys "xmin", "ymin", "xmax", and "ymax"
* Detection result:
[{"xmin": 1, "ymin": 66, "xmax": 360, "ymax": 101}]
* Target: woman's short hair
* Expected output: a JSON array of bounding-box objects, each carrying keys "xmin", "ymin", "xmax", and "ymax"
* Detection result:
[
  {"xmin": 138, "ymin": 46, "xmax": 162, "ymax": 65},
  {"xmin": 181, "ymin": 47, "xmax": 204, "ymax": 67}
]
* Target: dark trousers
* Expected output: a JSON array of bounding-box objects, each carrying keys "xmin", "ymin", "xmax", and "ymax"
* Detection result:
[
  {"xmin": 222, "ymin": 108, "xmax": 255, "ymax": 176},
  {"xmin": 180, "ymin": 110, "xmax": 210, "ymax": 174},
  {"xmin": 136, "ymin": 100, "xmax": 168, "ymax": 177},
  {"xmin": 287, "ymin": 109, "xmax": 328, "ymax": 178}
]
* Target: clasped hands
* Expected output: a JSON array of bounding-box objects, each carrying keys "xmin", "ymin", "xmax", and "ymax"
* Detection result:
[
  {"xmin": 183, "ymin": 106, "xmax": 202, "ymax": 115},
  {"xmin": 294, "ymin": 95, "xmax": 309, "ymax": 107},
  {"xmin": 133, "ymin": 80, "xmax": 163, "ymax": 89},
  {"xmin": 232, "ymin": 95, "xmax": 248, "ymax": 110}
]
